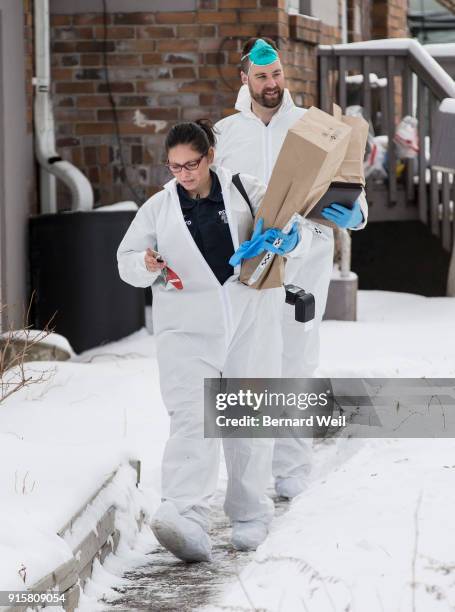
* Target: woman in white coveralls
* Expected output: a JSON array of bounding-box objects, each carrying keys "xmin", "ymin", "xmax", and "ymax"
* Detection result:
[{"xmin": 117, "ymin": 120, "xmax": 310, "ymax": 563}]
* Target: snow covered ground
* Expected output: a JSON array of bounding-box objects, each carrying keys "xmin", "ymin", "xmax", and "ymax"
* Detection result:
[
  {"xmin": 319, "ymin": 290, "xmax": 455, "ymax": 377},
  {"xmin": 1, "ymin": 290, "xmax": 455, "ymax": 611},
  {"xmin": 203, "ymin": 437, "xmax": 455, "ymax": 612},
  {"xmin": 0, "ymin": 339, "xmax": 168, "ymax": 596}
]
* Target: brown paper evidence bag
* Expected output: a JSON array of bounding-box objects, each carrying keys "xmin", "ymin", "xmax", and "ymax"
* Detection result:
[{"xmin": 239, "ymin": 104, "xmax": 369, "ymax": 289}]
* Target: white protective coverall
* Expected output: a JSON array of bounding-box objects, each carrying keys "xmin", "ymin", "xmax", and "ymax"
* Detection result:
[
  {"xmin": 215, "ymin": 86, "xmax": 368, "ymax": 489},
  {"xmin": 117, "ymin": 165, "xmax": 312, "ymax": 531}
]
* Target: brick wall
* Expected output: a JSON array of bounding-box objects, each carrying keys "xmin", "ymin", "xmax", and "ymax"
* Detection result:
[
  {"xmin": 49, "ymin": 0, "xmax": 343, "ymax": 206},
  {"xmin": 347, "ymin": 0, "xmax": 372, "ymax": 42},
  {"xmin": 372, "ymin": 0, "xmax": 408, "ymax": 39}
]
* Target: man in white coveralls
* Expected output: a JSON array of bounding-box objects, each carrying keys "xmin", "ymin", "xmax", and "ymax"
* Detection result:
[{"xmin": 215, "ymin": 38, "xmax": 368, "ymax": 499}]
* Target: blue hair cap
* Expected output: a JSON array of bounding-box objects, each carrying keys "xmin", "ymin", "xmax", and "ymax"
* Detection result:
[{"xmin": 244, "ymin": 39, "xmax": 278, "ymax": 67}]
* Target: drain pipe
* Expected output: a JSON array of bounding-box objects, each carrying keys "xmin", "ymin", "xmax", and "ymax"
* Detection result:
[{"xmin": 33, "ymin": 0, "xmax": 93, "ymax": 213}]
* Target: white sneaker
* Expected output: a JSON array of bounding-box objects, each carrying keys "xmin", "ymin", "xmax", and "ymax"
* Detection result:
[
  {"xmin": 275, "ymin": 477, "xmax": 307, "ymax": 500},
  {"xmin": 231, "ymin": 519, "xmax": 269, "ymax": 551},
  {"xmin": 151, "ymin": 501, "xmax": 212, "ymax": 562}
]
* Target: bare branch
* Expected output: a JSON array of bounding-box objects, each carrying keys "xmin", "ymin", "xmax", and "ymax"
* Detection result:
[{"xmin": 0, "ymin": 295, "xmax": 56, "ymax": 405}]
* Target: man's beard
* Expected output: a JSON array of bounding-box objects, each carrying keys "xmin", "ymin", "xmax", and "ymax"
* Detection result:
[{"xmin": 249, "ymin": 84, "xmax": 284, "ymax": 109}]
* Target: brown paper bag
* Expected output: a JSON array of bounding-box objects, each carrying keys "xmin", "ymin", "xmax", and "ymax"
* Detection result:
[
  {"xmin": 240, "ymin": 106, "xmax": 352, "ymax": 289},
  {"xmin": 308, "ymin": 104, "xmax": 369, "ymax": 228}
]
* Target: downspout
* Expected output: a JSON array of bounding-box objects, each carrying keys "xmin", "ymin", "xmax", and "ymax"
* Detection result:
[{"xmin": 33, "ymin": 0, "xmax": 93, "ymax": 213}]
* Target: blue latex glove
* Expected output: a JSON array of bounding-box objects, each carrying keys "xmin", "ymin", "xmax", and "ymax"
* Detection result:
[
  {"xmin": 229, "ymin": 218, "xmax": 267, "ymax": 266},
  {"xmin": 229, "ymin": 219, "xmax": 300, "ymax": 266},
  {"xmin": 321, "ymin": 199, "xmax": 363, "ymax": 229},
  {"xmin": 262, "ymin": 222, "xmax": 300, "ymax": 255}
]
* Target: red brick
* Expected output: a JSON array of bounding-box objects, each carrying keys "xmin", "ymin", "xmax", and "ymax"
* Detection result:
[
  {"xmin": 56, "ymin": 82, "xmax": 95, "ymax": 94},
  {"xmin": 156, "ymin": 39, "xmax": 198, "ymax": 52},
  {"xmin": 198, "ymin": 38, "xmax": 223, "ymax": 52},
  {"xmin": 84, "ymin": 146, "xmax": 98, "ymax": 165},
  {"xmin": 81, "ymin": 54, "xmax": 102, "ymax": 66},
  {"xmin": 228, "ymin": 51, "xmax": 242, "ymax": 63},
  {"xmin": 88, "ymin": 167, "xmax": 100, "ymax": 183},
  {"xmin": 61, "ymin": 55, "xmax": 80, "ymax": 66},
  {"xmin": 51, "ymin": 68, "xmax": 74, "ymax": 80},
  {"xmin": 97, "ymin": 109, "xmax": 136, "ymax": 122},
  {"xmin": 219, "ymin": 0, "xmax": 257, "ymax": 6},
  {"xmin": 98, "ymin": 108, "xmax": 178, "ymax": 121},
  {"xmin": 173, "ymin": 67, "xmax": 197, "ymax": 79},
  {"xmin": 77, "ymin": 95, "xmax": 111, "ymax": 108},
  {"xmin": 94, "ymin": 26, "xmax": 136, "ymax": 39},
  {"xmin": 51, "ymin": 15, "xmax": 73, "ymax": 26},
  {"xmin": 164, "ymin": 53, "xmax": 198, "ymax": 64},
  {"xmin": 142, "ymin": 53, "xmax": 163, "ymax": 65},
  {"xmin": 55, "ymin": 108, "xmax": 96, "ymax": 122},
  {"xmin": 197, "ymin": 11, "xmax": 238, "ymax": 23},
  {"xmin": 200, "ymin": 93, "xmax": 235, "ymax": 105},
  {"xmin": 59, "ymin": 26, "xmax": 94, "ymax": 40},
  {"xmin": 138, "ymin": 26, "xmax": 175, "ymax": 38},
  {"xmin": 76, "ymin": 123, "xmax": 117, "ymax": 135},
  {"xmin": 260, "ymin": 0, "xmax": 286, "ymax": 7},
  {"xmin": 179, "ymin": 80, "xmax": 218, "ymax": 93},
  {"xmin": 71, "ymin": 147, "xmax": 83, "ymax": 166},
  {"xmin": 116, "ymin": 122, "xmax": 169, "ymax": 135},
  {"xmin": 116, "ymin": 96, "xmax": 153, "ymax": 107},
  {"xmin": 219, "ymin": 24, "xmax": 259, "ymax": 36},
  {"xmin": 199, "ymin": 65, "xmax": 239, "ymax": 79},
  {"xmin": 104, "ymin": 54, "xmax": 141, "ymax": 66},
  {"xmin": 98, "ymin": 145, "xmax": 112, "ymax": 165},
  {"xmin": 240, "ymin": 10, "xmax": 278, "ymax": 23},
  {"xmin": 177, "ymin": 25, "xmax": 216, "ymax": 38},
  {"xmin": 113, "ymin": 13, "xmax": 156, "ymax": 25},
  {"xmin": 74, "ymin": 68, "xmax": 105, "ymax": 80},
  {"xmin": 56, "ymin": 137, "xmax": 80, "ymax": 147},
  {"xmin": 204, "ymin": 52, "xmax": 226, "ymax": 65},
  {"xmin": 73, "ymin": 14, "xmax": 108, "ymax": 26},
  {"xmin": 128, "ymin": 147, "xmax": 140, "ymax": 166},
  {"xmin": 76, "ymin": 41, "xmax": 115, "ymax": 53},
  {"xmin": 155, "ymin": 12, "xmax": 196, "ymax": 24},
  {"xmin": 52, "ymin": 41, "xmax": 77, "ymax": 53},
  {"xmin": 55, "ymin": 96, "xmax": 75, "ymax": 107},
  {"xmin": 67, "ymin": 28, "xmax": 91, "ymax": 44},
  {"xmin": 98, "ymin": 82, "xmax": 135, "ymax": 93},
  {"xmin": 115, "ymin": 40, "xmax": 156, "ymax": 53}
]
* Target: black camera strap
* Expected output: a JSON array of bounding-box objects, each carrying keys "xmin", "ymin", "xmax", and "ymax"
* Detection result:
[{"xmin": 232, "ymin": 173, "xmax": 254, "ymax": 218}]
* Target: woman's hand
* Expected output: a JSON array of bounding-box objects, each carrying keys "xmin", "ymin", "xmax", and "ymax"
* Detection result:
[{"xmin": 144, "ymin": 248, "xmax": 167, "ymax": 273}]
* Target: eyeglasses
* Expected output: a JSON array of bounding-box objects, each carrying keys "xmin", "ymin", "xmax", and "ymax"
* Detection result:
[{"xmin": 165, "ymin": 154, "xmax": 206, "ymax": 174}]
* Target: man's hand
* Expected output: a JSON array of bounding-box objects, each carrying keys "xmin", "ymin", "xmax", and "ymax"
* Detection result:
[
  {"xmin": 144, "ymin": 248, "xmax": 167, "ymax": 273},
  {"xmin": 321, "ymin": 199, "xmax": 363, "ymax": 229}
]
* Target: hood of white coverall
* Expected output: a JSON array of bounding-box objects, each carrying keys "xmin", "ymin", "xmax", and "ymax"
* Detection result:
[{"xmin": 214, "ymin": 85, "xmax": 306, "ymax": 184}]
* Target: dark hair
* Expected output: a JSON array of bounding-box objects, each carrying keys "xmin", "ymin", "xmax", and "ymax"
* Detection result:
[
  {"xmin": 240, "ymin": 37, "xmax": 279, "ymax": 74},
  {"xmin": 165, "ymin": 119, "xmax": 216, "ymax": 156}
]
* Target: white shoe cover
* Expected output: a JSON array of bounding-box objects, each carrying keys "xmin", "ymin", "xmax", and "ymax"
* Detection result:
[
  {"xmin": 231, "ymin": 519, "xmax": 269, "ymax": 551},
  {"xmin": 275, "ymin": 477, "xmax": 307, "ymax": 500},
  {"xmin": 151, "ymin": 501, "xmax": 212, "ymax": 562}
]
